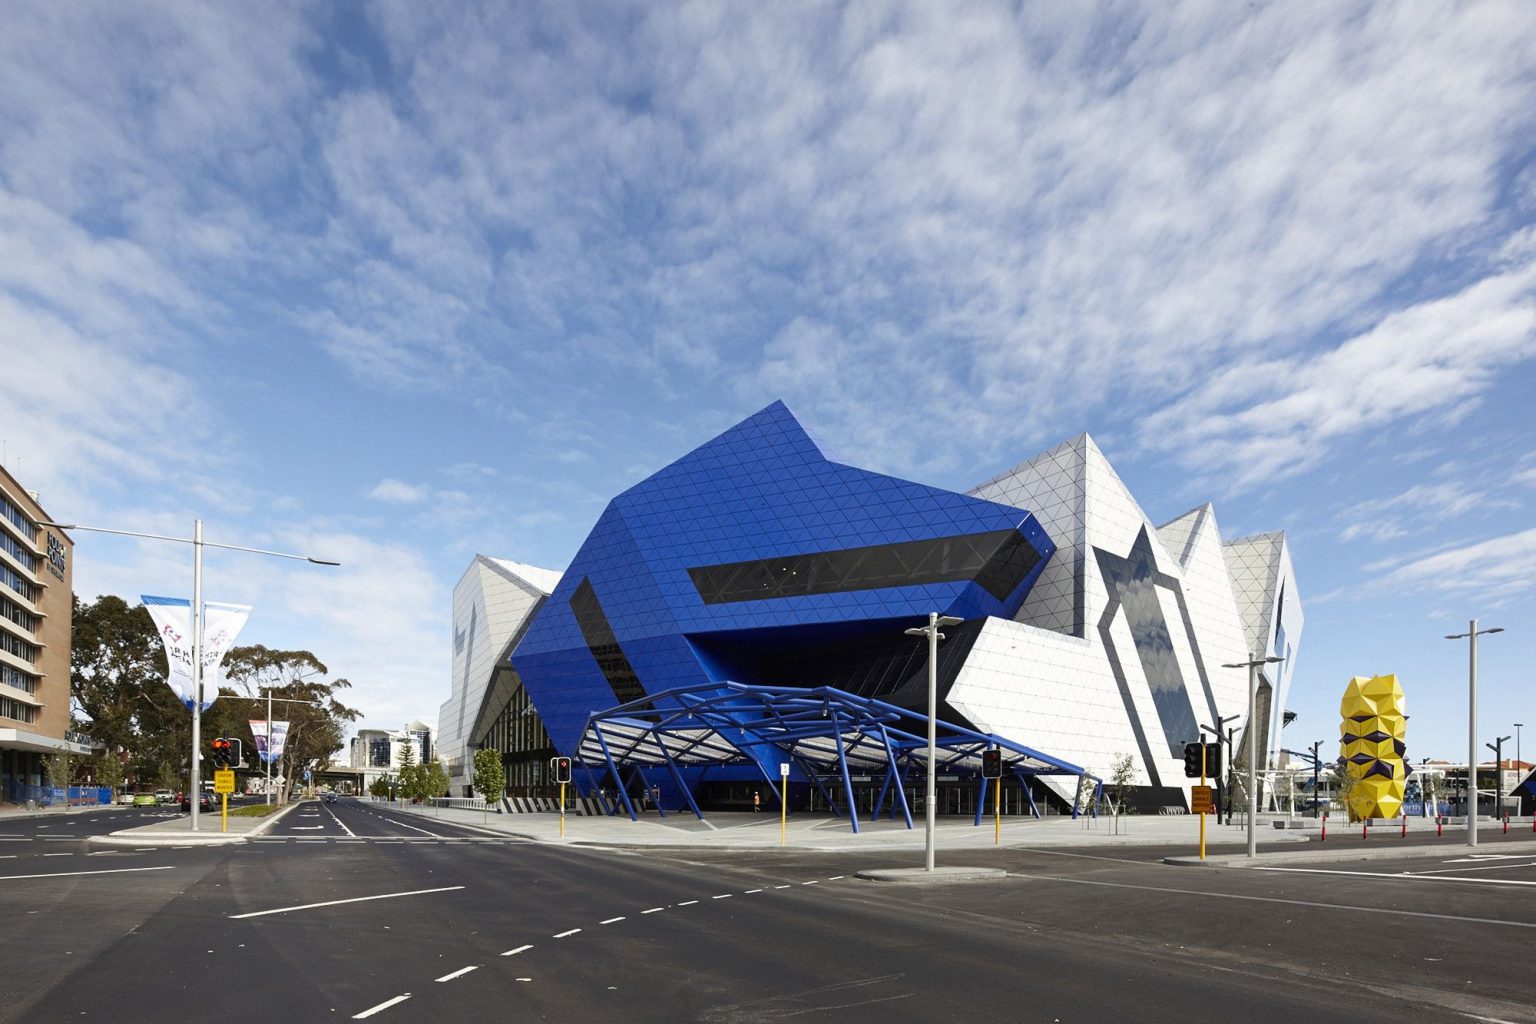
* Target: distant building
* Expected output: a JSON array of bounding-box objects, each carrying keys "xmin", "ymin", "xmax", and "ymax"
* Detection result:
[
  {"xmin": 436, "ymin": 556, "xmax": 562, "ymax": 797},
  {"xmin": 0, "ymin": 463, "xmax": 90, "ymax": 804},
  {"xmin": 349, "ymin": 721, "xmax": 434, "ymax": 791}
]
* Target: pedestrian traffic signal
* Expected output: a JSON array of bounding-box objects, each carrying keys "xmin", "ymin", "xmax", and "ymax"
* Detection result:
[
  {"xmin": 981, "ymin": 748, "xmax": 1002, "ymax": 779},
  {"xmin": 211, "ymin": 737, "xmax": 233, "ymax": 769},
  {"xmin": 553, "ymin": 756, "xmax": 572, "ymax": 784},
  {"xmin": 1202, "ymin": 742, "xmax": 1221, "ymax": 779}
]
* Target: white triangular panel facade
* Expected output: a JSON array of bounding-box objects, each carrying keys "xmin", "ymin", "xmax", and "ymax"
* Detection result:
[
  {"xmin": 436, "ymin": 555, "xmax": 562, "ymax": 791},
  {"xmin": 1223, "ymin": 531, "xmax": 1305, "ymax": 764},
  {"xmin": 956, "ymin": 435, "xmax": 1299, "ymax": 808}
]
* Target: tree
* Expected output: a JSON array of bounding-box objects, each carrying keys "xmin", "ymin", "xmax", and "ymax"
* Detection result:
[
  {"xmin": 421, "ymin": 758, "xmax": 449, "ymax": 801},
  {"xmin": 369, "ymin": 775, "xmax": 391, "ymax": 798},
  {"xmin": 1109, "ymin": 753, "xmax": 1136, "ymax": 814},
  {"xmin": 221, "ymin": 645, "xmax": 360, "ymax": 803},
  {"xmin": 473, "ymin": 747, "xmax": 505, "ymax": 821}
]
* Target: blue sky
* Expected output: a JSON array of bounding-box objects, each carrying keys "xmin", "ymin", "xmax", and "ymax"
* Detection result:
[{"xmin": 2, "ymin": 2, "xmax": 1533, "ymax": 764}]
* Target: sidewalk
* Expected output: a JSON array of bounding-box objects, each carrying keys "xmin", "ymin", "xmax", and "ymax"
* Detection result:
[
  {"xmin": 0, "ymin": 801, "xmax": 133, "ymax": 823},
  {"xmin": 87, "ymin": 802, "xmax": 301, "ymax": 847},
  {"xmin": 380, "ymin": 800, "xmax": 1315, "ymax": 853}
]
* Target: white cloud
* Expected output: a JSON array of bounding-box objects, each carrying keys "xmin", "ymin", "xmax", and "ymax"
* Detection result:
[
  {"xmin": 1337, "ymin": 482, "xmax": 1514, "ymax": 543},
  {"xmin": 1377, "ymin": 527, "xmax": 1536, "ymax": 600},
  {"xmin": 367, "ymin": 479, "xmax": 430, "ymax": 504},
  {"xmin": 1141, "ymin": 261, "xmax": 1536, "ymax": 488}
]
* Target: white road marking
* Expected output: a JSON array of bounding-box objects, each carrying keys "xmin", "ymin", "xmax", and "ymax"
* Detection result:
[
  {"xmin": 801, "ymin": 880, "xmax": 818, "ymax": 885},
  {"xmin": 352, "ymin": 994, "xmax": 410, "ymax": 1019},
  {"xmin": 641, "ymin": 907, "xmax": 664, "ymax": 914},
  {"xmin": 600, "ymin": 916, "xmax": 625, "ymax": 925},
  {"xmin": 516, "ymin": 978, "xmax": 531, "ymax": 982},
  {"xmin": 0, "ymin": 839, "xmax": 30, "ymax": 843},
  {"xmin": 1400, "ymin": 860, "xmax": 1536, "ymax": 876},
  {"xmin": 774, "ymin": 885, "xmax": 791, "ymax": 889},
  {"xmin": 678, "ymin": 900, "xmax": 698, "ymax": 906},
  {"xmin": 829, "ymin": 875, "xmax": 845, "ymax": 880},
  {"xmin": 367, "ymin": 812, "xmax": 441, "ymax": 838},
  {"xmin": 0, "ymin": 855, "xmax": 15, "ymax": 859},
  {"xmin": 43, "ymin": 853, "xmax": 73, "ymax": 857},
  {"xmin": 0, "ymin": 866, "xmax": 174, "ymax": 882},
  {"xmin": 712, "ymin": 894, "xmax": 731, "ymax": 899},
  {"xmin": 230, "ymin": 885, "xmax": 465, "ymax": 919},
  {"xmin": 1254, "ymin": 866, "xmax": 1536, "ymax": 888},
  {"xmin": 1018, "ymin": 872, "xmax": 1536, "ymax": 929},
  {"xmin": 554, "ymin": 928, "xmax": 581, "ymax": 938},
  {"xmin": 500, "ymin": 944, "xmax": 533, "ymax": 957},
  {"xmin": 745, "ymin": 889, "xmax": 762, "ymax": 894},
  {"xmin": 43, "ymin": 837, "xmax": 77, "ymax": 841},
  {"xmin": 435, "ymin": 965, "xmax": 478, "ymax": 982},
  {"xmin": 290, "ymin": 826, "xmax": 325, "ymax": 831}
]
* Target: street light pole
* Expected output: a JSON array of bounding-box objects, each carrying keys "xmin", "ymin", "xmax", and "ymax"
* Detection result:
[
  {"xmin": 37, "ymin": 518, "xmax": 338, "ymax": 830},
  {"xmin": 1223, "ymin": 654, "xmax": 1285, "ymax": 858},
  {"xmin": 1446, "ymin": 620, "xmax": 1504, "ymax": 848},
  {"xmin": 905, "ymin": 612, "xmax": 963, "ymax": 873}
]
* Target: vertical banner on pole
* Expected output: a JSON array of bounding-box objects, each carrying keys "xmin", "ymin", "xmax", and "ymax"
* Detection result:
[{"xmin": 142, "ymin": 596, "xmax": 250, "ymax": 710}]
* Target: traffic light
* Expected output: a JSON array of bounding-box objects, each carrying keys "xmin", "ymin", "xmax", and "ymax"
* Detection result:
[
  {"xmin": 1183, "ymin": 742, "xmax": 1204, "ymax": 779},
  {"xmin": 981, "ymin": 748, "xmax": 1002, "ymax": 779},
  {"xmin": 1202, "ymin": 742, "xmax": 1221, "ymax": 779},
  {"xmin": 211, "ymin": 737, "xmax": 232, "ymax": 769},
  {"xmin": 553, "ymin": 756, "xmax": 572, "ymax": 784},
  {"xmin": 227, "ymin": 738, "xmax": 243, "ymax": 769}
]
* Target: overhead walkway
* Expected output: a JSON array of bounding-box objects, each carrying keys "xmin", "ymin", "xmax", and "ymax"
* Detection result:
[{"xmin": 574, "ymin": 682, "xmax": 1096, "ymax": 832}]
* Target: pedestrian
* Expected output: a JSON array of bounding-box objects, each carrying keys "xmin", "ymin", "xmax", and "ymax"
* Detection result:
[{"xmin": 753, "ymin": 791, "xmax": 761, "ymax": 813}]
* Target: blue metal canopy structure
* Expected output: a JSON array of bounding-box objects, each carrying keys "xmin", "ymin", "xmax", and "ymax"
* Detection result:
[{"xmin": 574, "ymin": 681, "xmax": 1097, "ymax": 832}]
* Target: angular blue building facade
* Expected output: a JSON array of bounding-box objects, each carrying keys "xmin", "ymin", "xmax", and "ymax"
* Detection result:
[{"xmin": 511, "ymin": 401, "xmax": 1056, "ymax": 783}]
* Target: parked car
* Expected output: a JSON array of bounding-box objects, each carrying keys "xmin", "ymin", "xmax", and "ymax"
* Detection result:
[
  {"xmin": 155, "ymin": 789, "xmax": 175, "ymax": 805},
  {"xmin": 116, "ymin": 793, "xmax": 135, "ymax": 805},
  {"xmin": 180, "ymin": 791, "xmax": 215, "ymax": 812},
  {"xmin": 133, "ymin": 793, "xmax": 158, "ymax": 807}
]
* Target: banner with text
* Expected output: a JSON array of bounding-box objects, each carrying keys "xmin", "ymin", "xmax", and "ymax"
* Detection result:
[
  {"xmin": 142, "ymin": 596, "xmax": 251, "ymax": 712},
  {"xmin": 248, "ymin": 720, "xmax": 290, "ymax": 764}
]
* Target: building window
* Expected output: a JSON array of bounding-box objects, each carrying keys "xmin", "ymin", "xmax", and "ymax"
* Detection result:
[
  {"xmin": 0, "ymin": 664, "xmax": 36, "ymax": 693},
  {"xmin": 369, "ymin": 738, "xmax": 392, "ymax": 767},
  {"xmin": 0, "ymin": 630, "xmax": 37, "ymax": 664},
  {"xmin": 0, "ymin": 529, "xmax": 37, "ymax": 573},
  {"xmin": 570, "ymin": 577, "xmax": 647, "ymax": 706},
  {"xmin": 688, "ymin": 528, "xmax": 1041, "ymax": 605},
  {"xmin": 0, "ymin": 562, "xmax": 36, "ymax": 604},
  {"xmin": 0, "ymin": 495, "xmax": 35, "ymax": 543},
  {"xmin": 0, "ymin": 695, "xmax": 36, "ymax": 723},
  {"xmin": 0, "ymin": 596, "xmax": 38, "ymax": 634}
]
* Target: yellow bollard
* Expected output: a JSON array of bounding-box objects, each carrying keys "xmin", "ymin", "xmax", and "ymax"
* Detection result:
[
  {"xmin": 221, "ymin": 793, "xmax": 228, "ymax": 833},
  {"xmin": 994, "ymin": 779, "xmax": 1001, "ymax": 845},
  {"xmin": 560, "ymin": 781, "xmax": 566, "ymax": 838},
  {"xmin": 780, "ymin": 775, "xmax": 788, "ymax": 846}
]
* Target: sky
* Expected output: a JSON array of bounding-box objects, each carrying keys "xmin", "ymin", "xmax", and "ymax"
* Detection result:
[{"xmin": 2, "ymin": 2, "xmax": 1534, "ymax": 765}]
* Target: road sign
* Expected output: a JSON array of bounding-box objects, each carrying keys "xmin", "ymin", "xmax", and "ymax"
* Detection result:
[
  {"xmin": 213, "ymin": 769, "xmax": 235, "ymax": 795},
  {"xmin": 1191, "ymin": 785, "xmax": 1215, "ymax": 814},
  {"xmin": 303, "ymin": 769, "xmax": 312, "ymax": 782},
  {"xmin": 779, "ymin": 763, "xmax": 789, "ymax": 777}
]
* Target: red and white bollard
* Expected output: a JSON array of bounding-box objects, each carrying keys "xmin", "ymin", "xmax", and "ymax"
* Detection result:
[
  {"xmin": 1401, "ymin": 812, "xmax": 1408, "ymax": 838},
  {"xmin": 1437, "ymin": 816, "xmax": 1443, "ymax": 838},
  {"xmin": 1503, "ymin": 812, "xmax": 1509, "ymax": 835},
  {"xmin": 1321, "ymin": 811, "xmax": 1328, "ymax": 842},
  {"xmin": 1362, "ymin": 817, "xmax": 1369, "ymax": 839}
]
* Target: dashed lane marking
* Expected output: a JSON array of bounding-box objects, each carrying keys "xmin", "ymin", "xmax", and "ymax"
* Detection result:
[
  {"xmin": 600, "ymin": 916, "xmax": 625, "ymax": 925},
  {"xmin": 435, "ymin": 965, "xmax": 478, "ymax": 982},
  {"xmin": 352, "ymin": 994, "xmax": 410, "ymax": 1019},
  {"xmin": 712, "ymin": 894, "xmax": 732, "ymax": 899},
  {"xmin": 500, "ymin": 944, "xmax": 533, "ymax": 957},
  {"xmin": 773, "ymin": 885, "xmax": 791, "ymax": 889},
  {"xmin": 230, "ymin": 885, "xmax": 465, "ymax": 920},
  {"xmin": 678, "ymin": 900, "xmax": 698, "ymax": 906},
  {"xmin": 553, "ymin": 928, "xmax": 581, "ymax": 938},
  {"xmin": 642, "ymin": 907, "xmax": 664, "ymax": 914}
]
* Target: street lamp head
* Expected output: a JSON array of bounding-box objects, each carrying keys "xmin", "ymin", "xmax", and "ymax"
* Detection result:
[
  {"xmin": 307, "ymin": 557, "xmax": 342, "ymax": 566},
  {"xmin": 1486, "ymin": 627, "xmax": 1504, "ymax": 635},
  {"xmin": 36, "ymin": 520, "xmax": 74, "ymax": 529},
  {"xmin": 936, "ymin": 615, "xmax": 964, "ymax": 626},
  {"xmin": 903, "ymin": 627, "xmax": 927, "ymax": 637}
]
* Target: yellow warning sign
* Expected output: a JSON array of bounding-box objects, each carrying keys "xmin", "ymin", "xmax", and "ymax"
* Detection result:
[
  {"xmin": 1191, "ymin": 785, "xmax": 1214, "ymax": 814},
  {"xmin": 213, "ymin": 769, "xmax": 235, "ymax": 795}
]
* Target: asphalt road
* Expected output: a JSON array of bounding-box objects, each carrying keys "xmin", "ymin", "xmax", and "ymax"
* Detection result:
[{"xmin": 2, "ymin": 798, "xmax": 1533, "ymax": 1023}]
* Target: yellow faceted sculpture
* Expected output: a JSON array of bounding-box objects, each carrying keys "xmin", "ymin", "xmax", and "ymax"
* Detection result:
[{"xmin": 1339, "ymin": 674, "xmax": 1406, "ymax": 821}]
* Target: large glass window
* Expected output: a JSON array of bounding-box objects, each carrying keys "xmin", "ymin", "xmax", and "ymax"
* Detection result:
[
  {"xmin": 570, "ymin": 577, "xmax": 647, "ymax": 706},
  {"xmin": 0, "ymin": 695, "xmax": 36, "ymax": 723},
  {"xmin": 0, "ymin": 596, "xmax": 37, "ymax": 634},
  {"xmin": 0, "ymin": 562, "xmax": 36, "ymax": 603},
  {"xmin": 0, "ymin": 495, "xmax": 34, "ymax": 542},
  {"xmin": 0, "ymin": 664, "xmax": 36, "ymax": 693},
  {"xmin": 688, "ymin": 528, "xmax": 1040, "ymax": 605},
  {"xmin": 0, "ymin": 529, "xmax": 37, "ymax": 573},
  {"xmin": 0, "ymin": 630, "xmax": 37, "ymax": 664}
]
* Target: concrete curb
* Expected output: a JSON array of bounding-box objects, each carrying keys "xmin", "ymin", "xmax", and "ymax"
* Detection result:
[
  {"xmin": 87, "ymin": 800, "xmax": 305, "ymax": 848},
  {"xmin": 855, "ymin": 866, "xmax": 1009, "ymax": 883},
  {"xmin": 1164, "ymin": 837, "xmax": 1536, "ymax": 868}
]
